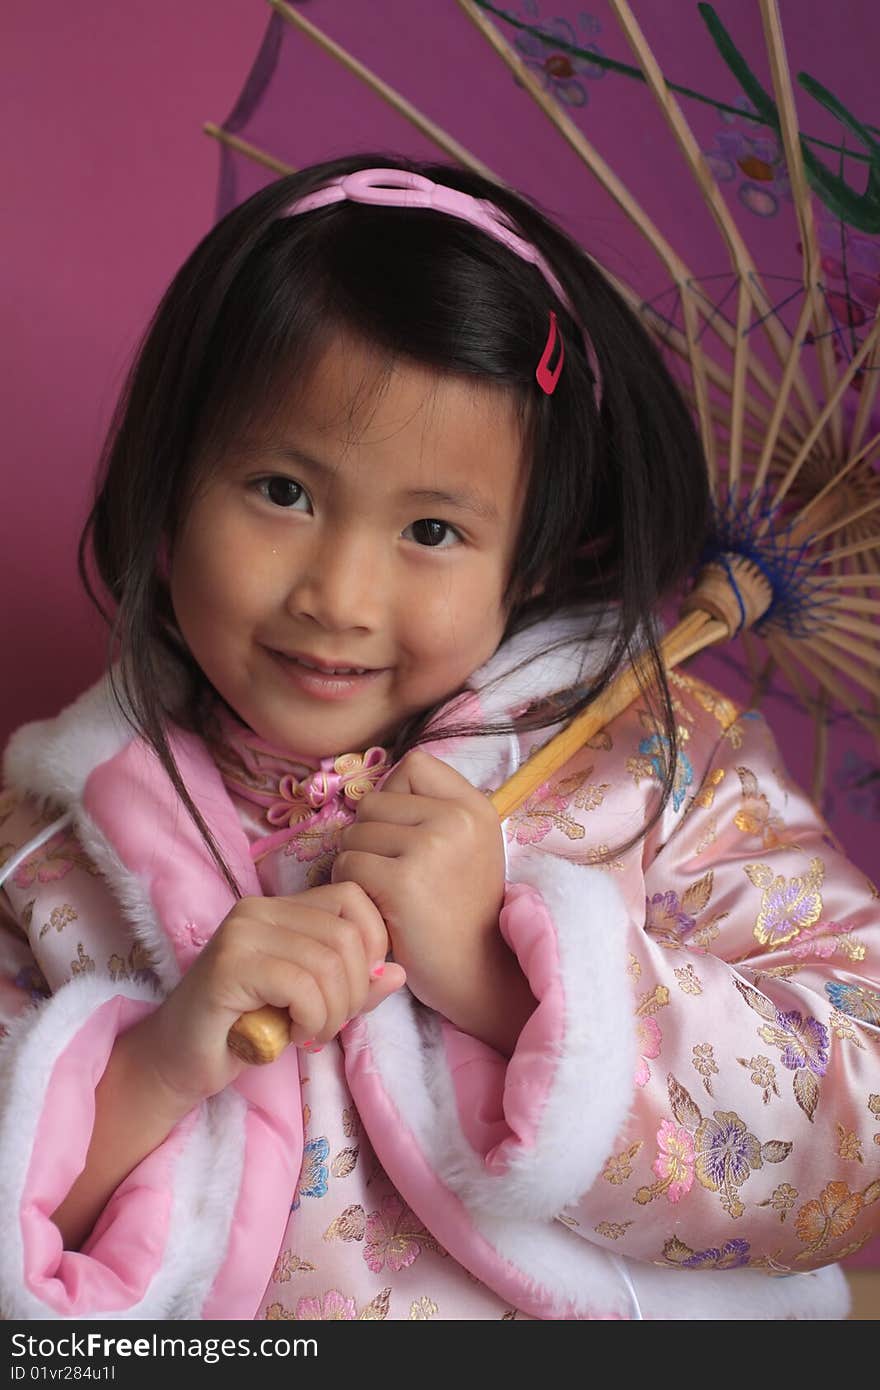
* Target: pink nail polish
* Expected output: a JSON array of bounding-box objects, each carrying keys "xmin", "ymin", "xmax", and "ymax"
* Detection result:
[
  {"xmin": 370, "ymin": 961, "xmax": 386, "ymax": 978},
  {"xmin": 301, "ymin": 1039, "xmax": 314, "ymax": 1048}
]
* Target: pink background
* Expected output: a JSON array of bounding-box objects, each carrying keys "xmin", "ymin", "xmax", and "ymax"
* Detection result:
[{"xmin": 0, "ymin": 0, "xmax": 267, "ymax": 748}]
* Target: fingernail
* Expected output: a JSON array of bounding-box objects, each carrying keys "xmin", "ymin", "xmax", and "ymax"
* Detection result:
[
  {"xmin": 305, "ymin": 1042, "xmax": 324, "ymax": 1054},
  {"xmin": 370, "ymin": 961, "xmax": 386, "ymax": 978}
]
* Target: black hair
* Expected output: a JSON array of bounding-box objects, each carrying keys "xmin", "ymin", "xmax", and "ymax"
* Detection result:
[{"xmin": 79, "ymin": 151, "xmax": 710, "ymax": 894}]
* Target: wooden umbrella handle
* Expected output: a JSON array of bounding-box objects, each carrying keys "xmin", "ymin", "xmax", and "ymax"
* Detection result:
[{"xmin": 226, "ymin": 608, "xmax": 730, "ymax": 1064}]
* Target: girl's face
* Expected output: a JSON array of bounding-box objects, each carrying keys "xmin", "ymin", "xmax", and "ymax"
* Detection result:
[{"xmin": 169, "ymin": 338, "xmax": 528, "ymax": 757}]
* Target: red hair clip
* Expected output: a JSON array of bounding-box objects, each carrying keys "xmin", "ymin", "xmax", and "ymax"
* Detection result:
[{"xmin": 536, "ymin": 310, "xmax": 564, "ymax": 395}]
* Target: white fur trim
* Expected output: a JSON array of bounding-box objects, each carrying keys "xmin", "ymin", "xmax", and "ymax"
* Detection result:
[
  {"xmin": 365, "ymin": 847, "xmax": 637, "ymax": 1221},
  {"xmin": 468, "ymin": 607, "xmax": 619, "ymax": 722},
  {"xmin": 73, "ymin": 806, "xmax": 182, "ymax": 991},
  {"xmin": 3, "ymin": 676, "xmax": 133, "ymax": 810},
  {"xmin": 0, "ymin": 975, "xmax": 247, "ymax": 1320}
]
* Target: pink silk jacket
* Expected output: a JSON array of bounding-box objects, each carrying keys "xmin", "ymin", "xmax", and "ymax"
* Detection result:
[{"xmin": 0, "ymin": 613, "xmax": 877, "ymax": 1320}]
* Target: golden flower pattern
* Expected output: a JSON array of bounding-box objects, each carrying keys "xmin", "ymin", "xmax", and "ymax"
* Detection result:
[{"xmin": 2, "ymin": 670, "xmax": 879, "ymax": 1308}]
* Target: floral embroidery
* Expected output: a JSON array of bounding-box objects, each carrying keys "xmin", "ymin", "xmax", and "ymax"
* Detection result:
[
  {"xmin": 828, "ymin": 1009, "xmax": 866, "ymax": 1049},
  {"xmin": 694, "ymin": 1112, "xmax": 766, "ymax": 1218},
  {"xmin": 323, "ymin": 1205, "xmax": 366, "ymax": 1242},
  {"xmin": 107, "ymin": 943, "xmax": 157, "ymax": 986},
  {"xmin": 745, "ymin": 858, "xmax": 824, "ymax": 947},
  {"xmin": 675, "ymin": 964, "xmax": 703, "ymax": 994},
  {"xmin": 295, "ymin": 1290, "xmax": 358, "ymax": 1320},
  {"xmin": 363, "ymin": 1195, "xmax": 443, "ymax": 1273},
  {"xmin": 836, "ymin": 1124, "xmax": 864, "ymax": 1163},
  {"xmin": 695, "ymin": 815, "xmax": 719, "ymax": 855},
  {"xmin": 13, "ymin": 832, "xmax": 96, "ymax": 888},
  {"xmin": 737, "ymin": 1054, "xmax": 779, "ymax": 1104},
  {"xmin": 733, "ymin": 767, "xmax": 788, "ymax": 849},
  {"xmin": 790, "ymin": 919, "xmax": 866, "ymax": 963},
  {"xmin": 409, "ymin": 1296, "xmax": 438, "ymax": 1320},
  {"xmin": 793, "ymin": 1178, "xmax": 880, "ymax": 1260},
  {"xmin": 293, "ymin": 1137, "xmax": 330, "ymax": 1206},
  {"xmin": 637, "ymin": 1075, "xmax": 791, "ymax": 1217},
  {"xmin": 634, "ymin": 1120, "xmax": 695, "ymax": 1205},
  {"xmin": 595, "ymin": 1221, "xmax": 634, "ymax": 1240},
  {"xmin": 272, "ymin": 1250, "xmax": 315, "ymax": 1282},
  {"xmin": 505, "ymin": 777, "xmax": 586, "ymax": 847},
  {"xmin": 331, "ymin": 1147, "xmax": 359, "ymax": 1178},
  {"xmin": 627, "ymin": 734, "xmax": 693, "ymax": 811},
  {"xmin": 602, "ymin": 1140, "xmax": 643, "ymax": 1185},
  {"xmin": 342, "ymin": 1106, "xmax": 359, "ymax": 1138},
  {"xmin": 692, "ymin": 1042, "xmax": 718, "ymax": 1095},
  {"xmin": 663, "ymin": 1236, "xmax": 751, "ymax": 1270},
  {"xmin": 283, "ymin": 1288, "xmax": 391, "ymax": 1320},
  {"xmin": 692, "ymin": 768, "xmax": 726, "ymax": 812},
  {"xmin": 263, "ymin": 1302, "xmax": 295, "ymax": 1320},
  {"xmin": 70, "ymin": 943, "xmax": 95, "ymax": 976},
  {"xmin": 645, "ymin": 890, "xmax": 696, "ymax": 948},
  {"xmin": 38, "ymin": 903, "xmax": 78, "ymax": 939},
  {"xmin": 825, "ymin": 980, "xmax": 880, "ymax": 1025},
  {"xmin": 758, "ymin": 1182, "xmax": 799, "ymax": 1221},
  {"xmin": 734, "ymin": 979, "xmax": 829, "ymax": 1120},
  {"xmin": 634, "ymin": 1015, "xmax": 661, "ymax": 1087}
]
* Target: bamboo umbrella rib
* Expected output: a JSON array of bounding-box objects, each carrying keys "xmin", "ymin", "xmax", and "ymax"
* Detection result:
[
  {"xmin": 771, "ymin": 637, "xmax": 879, "ymax": 740},
  {"xmin": 819, "ymin": 573, "xmax": 880, "ymax": 588},
  {"xmin": 454, "ymin": 0, "xmax": 751, "ymax": 480},
  {"xmin": 646, "ymin": 307, "xmax": 804, "ymax": 452},
  {"xmin": 616, "ymin": 252, "xmax": 812, "ymax": 443},
  {"xmin": 826, "ymin": 596, "xmax": 880, "ymax": 613},
  {"xmin": 820, "ymin": 534, "xmax": 880, "ymax": 564},
  {"xmin": 809, "ymin": 634, "xmax": 880, "ymax": 696},
  {"xmin": 766, "ymin": 310, "xmax": 880, "ymax": 519},
  {"xmin": 608, "ymin": 0, "xmax": 820, "ymax": 432},
  {"xmin": 820, "ymin": 611, "xmax": 880, "ymax": 642},
  {"xmin": 759, "ymin": 0, "xmax": 842, "ymax": 457},
  {"xmin": 270, "ymin": 0, "xmax": 501, "ymax": 182},
  {"xmin": 808, "ymin": 493, "xmax": 880, "ymax": 544},
  {"xmin": 748, "ymin": 291, "xmax": 819, "ymax": 507},
  {"xmin": 203, "ymin": 123, "xmax": 295, "ymax": 176},
  {"xmin": 794, "ymin": 428, "xmax": 880, "ymax": 532},
  {"xmin": 849, "ymin": 337, "xmax": 880, "ymax": 457}
]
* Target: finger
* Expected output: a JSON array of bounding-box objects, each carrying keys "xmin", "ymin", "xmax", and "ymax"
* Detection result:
[
  {"xmin": 277, "ymin": 882, "xmax": 390, "ymax": 967},
  {"xmin": 331, "ymin": 848, "xmax": 401, "ymax": 927},
  {"xmin": 359, "ymin": 962, "xmax": 407, "ymax": 1017},
  {"xmin": 380, "ymin": 747, "xmax": 476, "ymax": 799},
  {"xmin": 339, "ymin": 820, "xmax": 420, "ymax": 858},
  {"xmin": 353, "ymin": 789, "xmax": 433, "ymax": 826}
]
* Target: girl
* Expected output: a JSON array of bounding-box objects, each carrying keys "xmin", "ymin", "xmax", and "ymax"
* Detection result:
[{"xmin": 0, "ymin": 153, "xmax": 877, "ymax": 1322}]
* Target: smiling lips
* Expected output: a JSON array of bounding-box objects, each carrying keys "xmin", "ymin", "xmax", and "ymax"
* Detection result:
[{"xmin": 267, "ymin": 648, "xmax": 387, "ymax": 701}]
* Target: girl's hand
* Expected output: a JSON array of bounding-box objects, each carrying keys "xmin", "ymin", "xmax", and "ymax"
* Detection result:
[
  {"xmin": 332, "ymin": 750, "xmax": 534, "ymax": 1053},
  {"xmin": 134, "ymin": 884, "xmax": 406, "ymax": 1108}
]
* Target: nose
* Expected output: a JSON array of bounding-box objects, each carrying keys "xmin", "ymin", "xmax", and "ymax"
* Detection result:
[{"xmin": 285, "ymin": 525, "xmax": 384, "ymax": 632}]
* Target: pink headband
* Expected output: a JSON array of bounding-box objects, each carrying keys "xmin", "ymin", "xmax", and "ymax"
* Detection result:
[{"xmin": 283, "ymin": 168, "xmax": 602, "ymax": 404}]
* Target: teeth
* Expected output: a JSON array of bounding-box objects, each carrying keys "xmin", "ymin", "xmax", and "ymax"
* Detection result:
[{"xmin": 296, "ymin": 657, "xmax": 366, "ymax": 675}]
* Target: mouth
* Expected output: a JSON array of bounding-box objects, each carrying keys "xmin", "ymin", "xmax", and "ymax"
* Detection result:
[
  {"xmin": 265, "ymin": 647, "xmax": 388, "ymax": 700},
  {"xmin": 274, "ymin": 650, "xmax": 379, "ymax": 676}
]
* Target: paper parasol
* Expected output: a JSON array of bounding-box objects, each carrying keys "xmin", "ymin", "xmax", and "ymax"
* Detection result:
[{"xmin": 206, "ymin": 0, "xmax": 880, "ymax": 1065}]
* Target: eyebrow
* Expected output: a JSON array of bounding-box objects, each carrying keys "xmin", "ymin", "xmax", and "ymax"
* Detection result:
[{"xmin": 266, "ymin": 444, "xmax": 501, "ymax": 523}]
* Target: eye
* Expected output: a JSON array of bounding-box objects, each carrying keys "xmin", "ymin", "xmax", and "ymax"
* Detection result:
[
  {"xmin": 403, "ymin": 518, "xmax": 460, "ymax": 548},
  {"xmin": 256, "ymin": 476, "xmax": 311, "ymax": 510}
]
